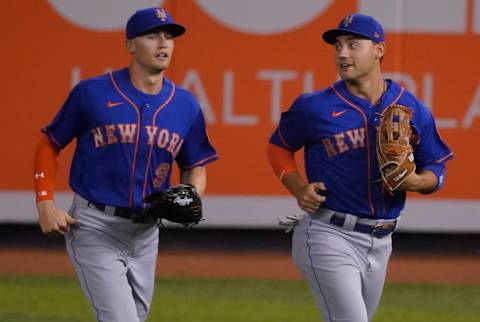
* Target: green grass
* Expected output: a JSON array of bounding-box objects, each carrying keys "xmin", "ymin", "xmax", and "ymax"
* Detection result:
[
  {"xmin": 0, "ymin": 274, "xmax": 479, "ymax": 321},
  {"xmin": 377, "ymin": 283, "xmax": 480, "ymax": 322}
]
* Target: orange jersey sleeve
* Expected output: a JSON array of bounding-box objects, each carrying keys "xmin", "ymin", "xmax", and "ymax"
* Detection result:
[
  {"xmin": 267, "ymin": 143, "xmax": 298, "ymax": 180},
  {"xmin": 33, "ymin": 135, "xmax": 60, "ymax": 202}
]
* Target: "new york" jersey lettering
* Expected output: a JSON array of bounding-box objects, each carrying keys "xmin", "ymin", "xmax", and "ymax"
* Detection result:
[
  {"xmin": 321, "ymin": 128, "xmax": 366, "ymax": 157},
  {"xmin": 91, "ymin": 124, "xmax": 183, "ymax": 155}
]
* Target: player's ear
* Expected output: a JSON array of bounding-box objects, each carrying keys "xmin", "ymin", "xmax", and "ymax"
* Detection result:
[
  {"xmin": 375, "ymin": 42, "xmax": 385, "ymax": 60},
  {"xmin": 125, "ymin": 39, "xmax": 135, "ymax": 54}
]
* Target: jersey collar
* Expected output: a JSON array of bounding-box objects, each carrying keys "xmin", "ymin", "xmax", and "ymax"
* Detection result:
[
  {"xmin": 112, "ymin": 67, "xmax": 174, "ymax": 105},
  {"xmin": 333, "ymin": 79, "xmax": 403, "ymax": 110}
]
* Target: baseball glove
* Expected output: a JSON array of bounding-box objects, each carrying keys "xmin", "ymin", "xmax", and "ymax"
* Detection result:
[
  {"xmin": 376, "ymin": 104, "xmax": 416, "ymax": 192},
  {"xmin": 137, "ymin": 184, "xmax": 202, "ymax": 226}
]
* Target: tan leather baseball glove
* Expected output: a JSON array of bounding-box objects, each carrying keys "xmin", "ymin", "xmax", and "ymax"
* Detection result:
[{"xmin": 376, "ymin": 104, "xmax": 416, "ymax": 192}]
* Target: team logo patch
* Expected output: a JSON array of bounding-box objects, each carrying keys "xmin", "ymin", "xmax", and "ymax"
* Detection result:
[
  {"xmin": 374, "ymin": 31, "xmax": 380, "ymax": 39},
  {"xmin": 156, "ymin": 8, "xmax": 167, "ymax": 22},
  {"xmin": 342, "ymin": 15, "xmax": 354, "ymax": 27}
]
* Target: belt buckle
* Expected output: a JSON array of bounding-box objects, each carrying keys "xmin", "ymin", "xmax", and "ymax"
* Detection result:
[
  {"xmin": 371, "ymin": 223, "xmax": 388, "ymax": 238},
  {"xmin": 87, "ymin": 202, "xmax": 102, "ymax": 211}
]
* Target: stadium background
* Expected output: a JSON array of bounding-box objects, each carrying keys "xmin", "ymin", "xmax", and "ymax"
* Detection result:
[{"xmin": 1, "ymin": 1, "xmax": 479, "ymax": 321}]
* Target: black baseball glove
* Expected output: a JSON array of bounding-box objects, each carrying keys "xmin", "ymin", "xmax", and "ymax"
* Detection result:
[{"xmin": 135, "ymin": 184, "xmax": 202, "ymax": 226}]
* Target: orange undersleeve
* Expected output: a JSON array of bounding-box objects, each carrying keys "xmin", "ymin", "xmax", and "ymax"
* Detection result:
[
  {"xmin": 266, "ymin": 143, "xmax": 298, "ymax": 180},
  {"xmin": 33, "ymin": 135, "xmax": 59, "ymax": 202}
]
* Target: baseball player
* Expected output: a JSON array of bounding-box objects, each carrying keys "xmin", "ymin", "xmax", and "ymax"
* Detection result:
[
  {"xmin": 33, "ymin": 7, "xmax": 217, "ymax": 322},
  {"xmin": 268, "ymin": 14, "xmax": 453, "ymax": 322}
]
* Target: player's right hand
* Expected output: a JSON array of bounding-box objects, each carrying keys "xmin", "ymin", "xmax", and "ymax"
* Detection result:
[
  {"xmin": 293, "ymin": 182, "xmax": 327, "ymax": 214},
  {"xmin": 36, "ymin": 200, "xmax": 79, "ymax": 236}
]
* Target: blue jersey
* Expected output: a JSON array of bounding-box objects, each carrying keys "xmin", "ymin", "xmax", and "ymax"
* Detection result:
[
  {"xmin": 270, "ymin": 80, "xmax": 453, "ymax": 219},
  {"xmin": 43, "ymin": 68, "xmax": 218, "ymax": 210}
]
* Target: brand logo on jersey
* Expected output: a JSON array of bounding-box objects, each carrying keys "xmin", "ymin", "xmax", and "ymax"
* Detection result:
[
  {"xmin": 342, "ymin": 15, "xmax": 354, "ymax": 27},
  {"xmin": 332, "ymin": 109, "xmax": 348, "ymax": 118},
  {"xmin": 107, "ymin": 100, "xmax": 123, "ymax": 108},
  {"xmin": 91, "ymin": 124, "xmax": 183, "ymax": 156},
  {"xmin": 156, "ymin": 9, "xmax": 168, "ymax": 22},
  {"xmin": 322, "ymin": 128, "xmax": 366, "ymax": 158}
]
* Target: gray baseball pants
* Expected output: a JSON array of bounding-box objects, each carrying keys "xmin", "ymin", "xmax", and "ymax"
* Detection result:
[
  {"xmin": 65, "ymin": 194, "xmax": 159, "ymax": 322},
  {"xmin": 292, "ymin": 209, "xmax": 394, "ymax": 322}
]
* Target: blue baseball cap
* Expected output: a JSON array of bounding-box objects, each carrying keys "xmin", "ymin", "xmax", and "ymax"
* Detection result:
[
  {"xmin": 323, "ymin": 13, "xmax": 384, "ymax": 45},
  {"xmin": 126, "ymin": 7, "xmax": 186, "ymax": 39}
]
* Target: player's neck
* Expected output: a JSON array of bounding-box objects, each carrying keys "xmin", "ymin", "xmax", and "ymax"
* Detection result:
[
  {"xmin": 344, "ymin": 73, "xmax": 385, "ymax": 105},
  {"xmin": 128, "ymin": 64, "xmax": 165, "ymax": 95}
]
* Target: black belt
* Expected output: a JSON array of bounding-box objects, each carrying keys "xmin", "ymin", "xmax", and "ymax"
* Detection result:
[
  {"xmin": 329, "ymin": 214, "xmax": 396, "ymax": 238},
  {"xmin": 87, "ymin": 202, "xmax": 139, "ymax": 220}
]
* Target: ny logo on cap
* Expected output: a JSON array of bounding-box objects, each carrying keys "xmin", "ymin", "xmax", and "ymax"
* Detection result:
[
  {"xmin": 156, "ymin": 8, "xmax": 167, "ymax": 22},
  {"xmin": 342, "ymin": 14, "xmax": 354, "ymax": 27}
]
